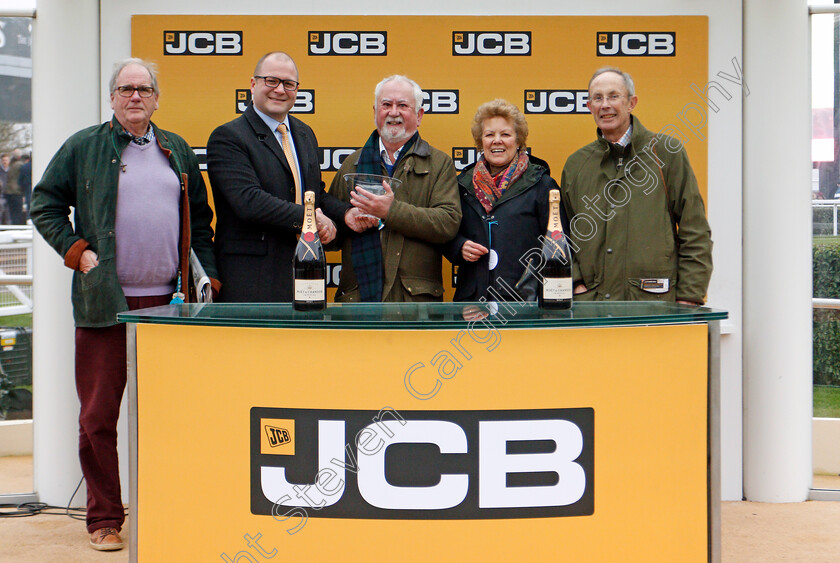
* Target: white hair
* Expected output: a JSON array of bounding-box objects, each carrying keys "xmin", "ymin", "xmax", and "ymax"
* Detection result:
[{"xmin": 374, "ymin": 75, "xmax": 423, "ymax": 112}]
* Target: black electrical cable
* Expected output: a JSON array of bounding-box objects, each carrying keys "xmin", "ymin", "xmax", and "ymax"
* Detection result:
[
  {"xmin": 0, "ymin": 476, "xmax": 126, "ymax": 520},
  {"xmin": 64, "ymin": 475, "xmax": 87, "ymax": 521},
  {"xmin": 0, "ymin": 502, "xmax": 43, "ymax": 517},
  {"xmin": 0, "ymin": 501, "xmax": 85, "ymax": 518}
]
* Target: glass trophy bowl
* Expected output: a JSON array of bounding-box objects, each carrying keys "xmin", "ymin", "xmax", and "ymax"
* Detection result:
[{"xmin": 343, "ymin": 173, "xmax": 402, "ymax": 219}]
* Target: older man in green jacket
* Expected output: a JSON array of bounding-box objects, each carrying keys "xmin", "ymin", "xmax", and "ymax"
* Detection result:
[
  {"xmin": 561, "ymin": 67, "xmax": 713, "ymax": 304},
  {"xmin": 31, "ymin": 57, "xmax": 218, "ymax": 551},
  {"xmin": 329, "ymin": 74, "xmax": 461, "ymax": 302}
]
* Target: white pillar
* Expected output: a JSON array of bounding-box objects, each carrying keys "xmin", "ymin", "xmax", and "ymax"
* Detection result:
[
  {"xmin": 31, "ymin": 0, "xmax": 99, "ymax": 506},
  {"xmin": 743, "ymin": 0, "xmax": 812, "ymax": 501}
]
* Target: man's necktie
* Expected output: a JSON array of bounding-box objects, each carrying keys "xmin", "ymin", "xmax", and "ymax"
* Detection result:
[{"xmin": 278, "ymin": 123, "xmax": 302, "ymax": 205}]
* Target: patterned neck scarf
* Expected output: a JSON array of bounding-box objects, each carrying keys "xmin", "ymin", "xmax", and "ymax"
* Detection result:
[
  {"xmin": 121, "ymin": 126, "xmax": 155, "ymax": 146},
  {"xmin": 350, "ymin": 130, "xmax": 418, "ymax": 302},
  {"xmin": 472, "ymin": 150, "xmax": 529, "ymax": 213}
]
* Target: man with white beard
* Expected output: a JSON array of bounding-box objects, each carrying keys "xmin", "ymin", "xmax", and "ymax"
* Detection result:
[{"xmin": 329, "ymin": 75, "xmax": 461, "ymax": 302}]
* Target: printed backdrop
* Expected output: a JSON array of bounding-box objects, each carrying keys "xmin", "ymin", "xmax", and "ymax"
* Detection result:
[{"xmin": 132, "ymin": 15, "xmax": 709, "ymax": 299}]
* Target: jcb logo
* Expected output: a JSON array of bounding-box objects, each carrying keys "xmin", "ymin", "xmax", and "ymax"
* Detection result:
[
  {"xmin": 266, "ymin": 426, "xmax": 291, "ymax": 447},
  {"xmin": 596, "ymin": 32, "xmax": 676, "ymax": 57},
  {"xmin": 292, "ymin": 90, "xmax": 314, "ymax": 113},
  {"xmin": 235, "ymin": 89, "xmax": 315, "ymax": 114},
  {"xmin": 422, "ymin": 90, "xmax": 459, "ymax": 114},
  {"xmin": 452, "ymin": 31, "xmax": 531, "ymax": 56},
  {"xmin": 326, "ymin": 263, "xmax": 342, "ymax": 288},
  {"xmin": 191, "ymin": 146, "xmax": 207, "ymax": 171},
  {"xmin": 524, "ymin": 90, "xmax": 590, "ymax": 114},
  {"xmin": 260, "ymin": 418, "xmax": 295, "ymax": 455},
  {"xmin": 308, "ymin": 31, "xmax": 387, "ymax": 56},
  {"xmin": 163, "ymin": 31, "xmax": 243, "ymax": 55},
  {"xmin": 452, "ymin": 147, "xmax": 479, "ymax": 171},
  {"xmin": 251, "ymin": 407, "xmax": 594, "ymax": 519},
  {"xmin": 452, "ymin": 146, "xmax": 530, "ymax": 171},
  {"xmin": 318, "ymin": 147, "xmax": 358, "ymax": 172}
]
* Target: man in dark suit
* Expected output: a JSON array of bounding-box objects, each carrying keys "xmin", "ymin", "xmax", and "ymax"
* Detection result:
[{"xmin": 207, "ymin": 51, "xmax": 368, "ymax": 302}]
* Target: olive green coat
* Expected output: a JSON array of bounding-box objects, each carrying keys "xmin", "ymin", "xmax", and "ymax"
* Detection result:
[
  {"xmin": 329, "ymin": 135, "xmax": 461, "ymax": 302},
  {"xmin": 560, "ymin": 116, "xmax": 712, "ymax": 303}
]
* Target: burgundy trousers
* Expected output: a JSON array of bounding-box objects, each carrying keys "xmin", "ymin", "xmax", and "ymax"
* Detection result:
[{"xmin": 75, "ymin": 294, "xmax": 170, "ymax": 533}]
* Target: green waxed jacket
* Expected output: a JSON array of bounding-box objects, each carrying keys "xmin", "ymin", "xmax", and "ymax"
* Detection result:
[
  {"xmin": 31, "ymin": 116, "xmax": 218, "ymax": 327},
  {"xmin": 329, "ymin": 135, "xmax": 461, "ymax": 302},
  {"xmin": 560, "ymin": 116, "xmax": 712, "ymax": 303}
]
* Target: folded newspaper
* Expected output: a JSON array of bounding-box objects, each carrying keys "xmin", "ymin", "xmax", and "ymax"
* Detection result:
[{"xmin": 189, "ymin": 248, "xmax": 213, "ymax": 304}]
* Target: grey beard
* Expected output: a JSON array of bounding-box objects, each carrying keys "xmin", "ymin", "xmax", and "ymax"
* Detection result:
[{"xmin": 380, "ymin": 125, "xmax": 411, "ymax": 144}]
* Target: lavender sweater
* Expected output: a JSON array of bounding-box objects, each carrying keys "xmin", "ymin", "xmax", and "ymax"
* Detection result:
[{"xmin": 115, "ymin": 141, "xmax": 180, "ymax": 297}]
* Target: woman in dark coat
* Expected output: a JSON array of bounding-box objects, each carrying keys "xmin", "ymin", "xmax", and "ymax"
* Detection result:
[{"xmin": 444, "ymin": 99, "xmax": 569, "ymax": 302}]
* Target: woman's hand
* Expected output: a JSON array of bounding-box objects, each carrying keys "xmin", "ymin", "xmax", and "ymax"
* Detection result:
[
  {"xmin": 461, "ymin": 240, "xmax": 489, "ymax": 262},
  {"xmin": 461, "ymin": 304, "xmax": 489, "ymax": 321}
]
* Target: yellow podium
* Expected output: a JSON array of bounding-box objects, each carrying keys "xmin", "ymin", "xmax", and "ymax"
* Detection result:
[{"xmin": 120, "ymin": 302, "xmax": 725, "ymax": 562}]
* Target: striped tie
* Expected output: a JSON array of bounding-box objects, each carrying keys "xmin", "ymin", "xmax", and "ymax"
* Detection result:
[{"xmin": 278, "ymin": 123, "xmax": 302, "ymax": 205}]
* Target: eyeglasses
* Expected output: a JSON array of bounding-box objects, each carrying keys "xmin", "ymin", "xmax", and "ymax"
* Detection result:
[
  {"xmin": 115, "ymin": 85, "xmax": 156, "ymax": 98},
  {"xmin": 254, "ymin": 75, "xmax": 300, "ymax": 91},
  {"xmin": 589, "ymin": 94, "xmax": 625, "ymax": 105}
]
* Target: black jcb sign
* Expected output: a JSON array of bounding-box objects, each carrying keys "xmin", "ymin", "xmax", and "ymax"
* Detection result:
[{"xmin": 251, "ymin": 407, "xmax": 594, "ymax": 519}]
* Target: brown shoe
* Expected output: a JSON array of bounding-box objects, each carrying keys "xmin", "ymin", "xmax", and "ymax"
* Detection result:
[{"xmin": 89, "ymin": 527, "xmax": 124, "ymax": 551}]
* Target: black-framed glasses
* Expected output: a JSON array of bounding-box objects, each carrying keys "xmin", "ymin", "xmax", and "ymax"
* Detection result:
[
  {"xmin": 115, "ymin": 85, "xmax": 156, "ymax": 98},
  {"xmin": 254, "ymin": 75, "xmax": 299, "ymax": 91}
]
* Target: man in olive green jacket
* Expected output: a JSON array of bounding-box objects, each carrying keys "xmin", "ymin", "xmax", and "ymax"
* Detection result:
[
  {"xmin": 561, "ymin": 67, "xmax": 712, "ymax": 304},
  {"xmin": 330, "ymin": 75, "xmax": 461, "ymax": 302}
]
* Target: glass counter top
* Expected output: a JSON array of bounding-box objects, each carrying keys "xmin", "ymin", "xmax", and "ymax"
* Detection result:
[{"xmin": 118, "ymin": 301, "xmax": 727, "ymax": 330}]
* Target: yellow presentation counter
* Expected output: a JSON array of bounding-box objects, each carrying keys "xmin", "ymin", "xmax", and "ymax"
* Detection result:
[{"xmin": 119, "ymin": 301, "xmax": 726, "ymax": 562}]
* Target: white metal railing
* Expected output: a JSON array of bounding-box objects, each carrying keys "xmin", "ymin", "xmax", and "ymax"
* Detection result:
[
  {"xmin": 810, "ymin": 4, "xmax": 840, "ymax": 15},
  {"xmin": 814, "ymin": 298, "xmax": 840, "ymax": 310},
  {"xmin": 813, "ymin": 200, "xmax": 840, "ymax": 236},
  {"xmin": 0, "ymin": 9, "xmax": 35, "ymax": 18},
  {"xmin": 0, "ymin": 227, "xmax": 33, "ymax": 315}
]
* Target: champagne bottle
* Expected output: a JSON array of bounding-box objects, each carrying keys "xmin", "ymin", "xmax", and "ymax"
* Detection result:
[
  {"xmin": 293, "ymin": 191, "xmax": 326, "ymax": 311},
  {"xmin": 539, "ymin": 189, "xmax": 573, "ymax": 309}
]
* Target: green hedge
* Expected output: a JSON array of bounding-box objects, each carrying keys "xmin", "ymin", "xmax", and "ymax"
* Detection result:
[
  {"xmin": 814, "ymin": 208, "xmax": 838, "ymax": 236},
  {"xmin": 814, "ymin": 237, "xmax": 840, "ymax": 385},
  {"xmin": 815, "ymin": 310, "xmax": 840, "ymax": 385},
  {"xmin": 815, "ymin": 237, "xmax": 840, "ymax": 298}
]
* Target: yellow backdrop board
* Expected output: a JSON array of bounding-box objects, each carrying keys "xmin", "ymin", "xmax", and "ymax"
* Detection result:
[
  {"xmin": 131, "ymin": 16, "xmax": 709, "ymax": 300},
  {"xmin": 133, "ymin": 322, "xmax": 709, "ymax": 561}
]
